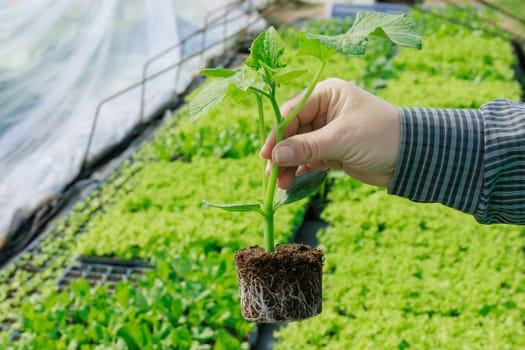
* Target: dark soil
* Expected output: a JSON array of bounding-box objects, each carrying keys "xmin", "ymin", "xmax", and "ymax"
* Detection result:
[{"xmin": 234, "ymin": 243, "xmax": 323, "ymax": 323}]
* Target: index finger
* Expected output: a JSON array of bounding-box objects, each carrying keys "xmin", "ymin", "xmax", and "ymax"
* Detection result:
[{"xmin": 260, "ymin": 80, "xmax": 333, "ymax": 158}]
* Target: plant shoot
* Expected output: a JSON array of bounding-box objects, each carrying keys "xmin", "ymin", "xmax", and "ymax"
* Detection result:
[{"xmin": 189, "ymin": 12, "xmax": 422, "ymax": 252}]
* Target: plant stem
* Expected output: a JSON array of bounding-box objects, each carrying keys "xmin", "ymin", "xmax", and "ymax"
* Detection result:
[
  {"xmin": 262, "ymin": 60, "xmax": 327, "ymax": 253},
  {"xmin": 262, "ymin": 84, "xmax": 282, "ymax": 253},
  {"xmin": 280, "ymin": 60, "xmax": 327, "ymax": 130},
  {"xmin": 255, "ymin": 94, "xmax": 268, "ymax": 198},
  {"xmin": 249, "ymin": 86, "xmax": 271, "ymax": 99},
  {"xmin": 263, "ymin": 158, "xmax": 279, "ymax": 252},
  {"xmin": 269, "ymin": 82, "xmax": 282, "ymax": 124}
]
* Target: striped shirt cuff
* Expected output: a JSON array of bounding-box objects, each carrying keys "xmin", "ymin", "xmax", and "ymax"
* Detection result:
[
  {"xmin": 475, "ymin": 99, "xmax": 525, "ymax": 224},
  {"xmin": 388, "ymin": 107, "xmax": 484, "ymax": 215}
]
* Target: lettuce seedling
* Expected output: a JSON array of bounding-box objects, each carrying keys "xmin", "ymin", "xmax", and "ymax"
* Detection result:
[{"xmin": 190, "ymin": 12, "xmax": 422, "ymax": 252}]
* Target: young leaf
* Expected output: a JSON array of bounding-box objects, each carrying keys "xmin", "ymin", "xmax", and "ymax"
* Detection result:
[
  {"xmin": 114, "ymin": 282, "xmax": 131, "ymax": 308},
  {"xmin": 189, "ymin": 70, "xmax": 253, "ymax": 122},
  {"xmin": 244, "ymin": 26, "xmax": 286, "ymax": 71},
  {"xmin": 203, "ymin": 200, "xmax": 263, "ymax": 215},
  {"xmin": 298, "ymin": 32, "xmax": 336, "ymax": 61},
  {"xmin": 274, "ymin": 69, "xmax": 308, "ymax": 84},
  {"xmin": 200, "ymin": 68, "xmax": 236, "ymax": 78},
  {"xmin": 189, "ymin": 79, "xmax": 230, "ymax": 123},
  {"xmin": 304, "ymin": 12, "xmax": 422, "ymax": 58},
  {"xmin": 117, "ymin": 325, "xmax": 141, "ymax": 350},
  {"xmin": 275, "ymin": 170, "xmax": 328, "ymax": 208},
  {"xmin": 227, "ymin": 70, "xmax": 257, "ymax": 102},
  {"xmin": 230, "ymin": 70, "xmax": 255, "ymax": 91}
]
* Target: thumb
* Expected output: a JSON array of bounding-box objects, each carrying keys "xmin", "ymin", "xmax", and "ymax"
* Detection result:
[{"xmin": 272, "ymin": 125, "xmax": 342, "ymax": 167}]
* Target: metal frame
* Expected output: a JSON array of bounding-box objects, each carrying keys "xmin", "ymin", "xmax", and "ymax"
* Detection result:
[{"xmin": 82, "ymin": 0, "xmax": 259, "ymax": 169}]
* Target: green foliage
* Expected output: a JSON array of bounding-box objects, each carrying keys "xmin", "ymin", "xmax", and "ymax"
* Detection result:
[
  {"xmin": 392, "ymin": 35, "xmax": 516, "ymax": 81},
  {"xmin": 0, "ymin": 161, "xmax": 143, "ymax": 331},
  {"xmin": 379, "ymin": 72, "xmax": 522, "ymax": 108},
  {"xmin": 137, "ymin": 104, "xmax": 261, "ymax": 162},
  {"xmin": 274, "ymin": 10, "xmax": 523, "ymax": 349},
  {"xmin": 76, "ymin": 156, "xmax": 306, "ymax": 259},
  {"xmin": 140, "ymin": 24, "xmax": 391, "ymax": 164},
  {"xmin": 8, "ymin": 247, "xmax": 254, "ymax": 349},
  {"xmin": 378, "ymin": 8, "xmax": 522, "ymax": 107},
  {"xmin": 188, "ymin": 13, "xmax": 421, "ymax": 251},
  {"xmin": 303, "ymin": 12, "xmax": 421, "ymax": 59},
  {"xmin": 189, "ymin": 70, "xmax": 253, "ymax": 123},
  {"xmin": 203, "ymin": 200, "xmax": 263, "ymax": 214},
  {"xmin": 275, "ymin": 170, "xmax": 328, "ymax": 208},
  {"xmin": 275, "ymin": 177, "xmax": 525, "ymax": 349},
  {"xmin": 244, "ymin": 26, "xmax": 286, "ymax": 71}
]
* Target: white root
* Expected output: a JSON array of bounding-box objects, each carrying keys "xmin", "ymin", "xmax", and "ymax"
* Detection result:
[{"xmin": 237, "ymin": 270, "xmax": 322, "ymax": 323}]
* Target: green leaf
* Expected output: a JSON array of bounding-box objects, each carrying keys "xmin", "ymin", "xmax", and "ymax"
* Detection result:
[
  {"xmin": 170, "ymin": 298, "xmax": 184, "ymax": 321},
  {"xmin": 298, "ymin": 32, "xmax": 336, "ymax": 61},
  {"xmin": 304, "ymin": 12, "xmax": 422, "ymax": 58},
  {"xmin": 117, "ymin": 325, "xmax": 141, "ymax": 350},
  {"xmin": 156, "ymin": 259, "xmax": 171, "ymax": 280},
  {"xmin": 230, "ymin": 70, "xmax": 254, "ymax": 91},
  {"xmin": 139, "ymin": 324, "xmax": 153, "ymax": 348},
  {"xmin": 350, "ymin": 12, "xmax": 422, "ymax": 48},
  {"xmin": 203, "ymin": 200, "xmax": 263, "ymax": 214},
  {"xmin": 70, "ymin": 279, "xmax": 90, "ymax": 299},
  {"xmin": 214, "ymin": 329, "xmax": 241, "ymax": 350},
  {"xmin": 200, "ymin": 68, "xmax": 236, "ymax": 78},
  {"xmin": 274, "ymin": 68, "xmax": 308, "ymax": 84},
  {"xmin": 194, "ymin": 326, "xmax": 215, "ymax": 341},
  {"xmin": 189, "ymin": 70, "xmax": 254, "ymax": 122},
  {"xmin": 244, "ymin": 26, "xmax": 286, "ymax": 71},
  {"xmin": 228, "ymin": 70, "xmax": 257, "ymax": 103},
  {"xmin": 189, "ymin": 79, "xmax": 230, "ymax": 123},
  {"xmin": 275, "ymin": 170, "xmax": 328, "ymax": 207},
  {"xmin": 114, "ymin": 281, "xmax": 131, "ymax": 308},
  {"xmin": 170, "ymin": 326, "xmax": 192, "ymax": 348}
]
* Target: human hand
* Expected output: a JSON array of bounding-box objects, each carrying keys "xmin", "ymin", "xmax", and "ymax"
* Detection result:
[{"xmin": 260, "ymin": 78, "xmax": 401, "ymax": 189}]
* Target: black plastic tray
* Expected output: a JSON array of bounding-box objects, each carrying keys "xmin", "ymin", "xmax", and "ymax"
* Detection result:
[{"xmin": 56, "ymin": 257, "xmax": 151, "ymax": 291}]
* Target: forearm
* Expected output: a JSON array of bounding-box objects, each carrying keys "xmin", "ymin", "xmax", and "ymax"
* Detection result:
[{"xmin": 388, "ymin": 99, "xmax": 525, "ymax": 225}]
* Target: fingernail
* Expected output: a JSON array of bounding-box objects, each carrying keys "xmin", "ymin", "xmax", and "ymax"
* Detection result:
[
  {"xmin": 274, "ymin": 146, "xmax": 294, "ymax": 163},
  {"xmin": 265, "ymin": 161, "xmax": 271, "ymax": 176}
]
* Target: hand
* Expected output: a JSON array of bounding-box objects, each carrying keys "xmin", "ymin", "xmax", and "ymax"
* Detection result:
[{"xmin": 260, "ymin": 78, "xmax": 401, "ymax": 189}]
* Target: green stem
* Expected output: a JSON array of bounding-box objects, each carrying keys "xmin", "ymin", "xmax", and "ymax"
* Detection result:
[
  {"xmin": 249, "ymin": 86, "xmax": 271, "ymax": 99},
  {"xmin": 262, "ymin": 84, "xmax": 282, "ymax": 253},
  {"xmin": 261, "ymin": 61, "xmax": 327, "ymax": 253},
  {"xmin": 263, "ymin": 155, "xmax": 280, "ymax": 252},
  {"xmin": 269, "ymin": 90, "xmax": 282, "ymax": 124},
  {"xmin": 280, "ymin": 60, "xmax": 327, "ymax": 131},
  {"xmin": 255, "ymin": 94, "xmax": 268, "ymax": 198}
]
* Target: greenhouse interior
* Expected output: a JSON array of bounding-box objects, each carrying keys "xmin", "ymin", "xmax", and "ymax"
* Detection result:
[{"xmin": 1, "ymin": 0, "xmax": 524, "ymax": 348}]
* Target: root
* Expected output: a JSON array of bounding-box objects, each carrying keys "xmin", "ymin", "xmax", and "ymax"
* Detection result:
[{"xmin": 238, "ymin": 272, "xmax": 322, "ymax": 323}]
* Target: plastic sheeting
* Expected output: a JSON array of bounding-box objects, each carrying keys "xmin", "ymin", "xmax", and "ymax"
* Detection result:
[{"xmin": 0, "ymin": 0, "xmax": 265, "ymax": 249}]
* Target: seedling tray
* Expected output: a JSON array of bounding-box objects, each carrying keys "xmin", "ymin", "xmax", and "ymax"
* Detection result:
[{"xmin": 56, "ymin": 257, "xmax": 151, "ymax": 291}]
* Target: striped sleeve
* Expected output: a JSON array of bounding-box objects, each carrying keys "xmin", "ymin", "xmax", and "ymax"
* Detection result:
[{"xmin": 388, "ymin": 99, "xmax": 525, "ymax": 225}]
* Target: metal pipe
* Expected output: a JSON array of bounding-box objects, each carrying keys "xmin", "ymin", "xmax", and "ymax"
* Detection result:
[{"xmin": 83, "ymin": 0, "xmax": 290, "ymax": 169}]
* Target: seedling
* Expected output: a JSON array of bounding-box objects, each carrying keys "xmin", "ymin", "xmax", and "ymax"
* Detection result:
[
  {"xmin": 190, "ymin": 12, "xmax": 421, "ymax": 323},
  {"xmin": 190, "ymin": 12, "xmax": 422, "ymax": 253}
]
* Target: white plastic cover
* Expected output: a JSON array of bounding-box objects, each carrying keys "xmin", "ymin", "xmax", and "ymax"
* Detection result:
[{"xmin": 0, "ymin": 0, "xmax": 265, "ymax": 249}]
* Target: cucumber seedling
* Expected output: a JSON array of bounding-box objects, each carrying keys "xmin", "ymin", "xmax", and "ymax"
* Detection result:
[{"xmin": 190, "ymin": 12, "xmax": 422, "ymax": 323}]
